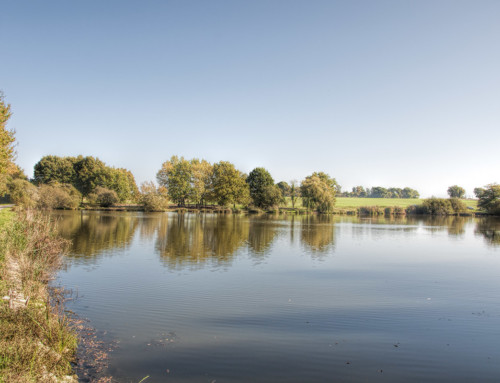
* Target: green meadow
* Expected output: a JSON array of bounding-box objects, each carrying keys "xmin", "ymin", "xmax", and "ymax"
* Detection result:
[
  {"xmin": 284, "ymin": 197, "xmax": 478, "ymax": 210},
  {"xmin": 336, "ymin": 197, "xmax": 478, "ymax": 209}
]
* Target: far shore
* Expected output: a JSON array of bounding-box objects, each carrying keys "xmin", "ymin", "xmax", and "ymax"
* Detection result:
[{"xmin": 76, "ymin": 203, "xmax": 488, "ymax": 217}]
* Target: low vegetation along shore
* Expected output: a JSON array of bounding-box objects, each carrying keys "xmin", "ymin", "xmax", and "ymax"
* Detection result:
[
  {"xmin": 79, "ymin": 196, "xmax": 481, "ymax": 217},
  {"xmin": 0, "ymin": 208, "xmax": 77, "ymax": 383}
]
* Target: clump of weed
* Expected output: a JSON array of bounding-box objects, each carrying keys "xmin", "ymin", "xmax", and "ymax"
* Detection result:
[
  {"xmin": 0, "ymin": 210, "xmax": 78, "ymax": 382},
  {"xmin": 358, "ymin": 206, "xmax": 385, "ymax": 216},
  {"xmin": 37, "ymin": 184, "xmax": 81, "ymax": 210}
]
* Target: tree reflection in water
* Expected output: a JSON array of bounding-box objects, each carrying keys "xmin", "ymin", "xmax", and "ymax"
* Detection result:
[
  {"xmin": 299, "ymin": 215, "xmax": 336, "ymax": 256},
  {"xmin": 54, "ymin": 211, "xmax": 140, "ymax": 262},
  {"xmin": 247, "ymin": 217, "xmax": 280, "ymax": 256},
  {"xmin": 421, "ymin": 216, "xmax": 467, "ymax": 237},
  {"xmin": 475, "ymin": 217, "xmax": 500, "ymax": 247},
  {"xmin": 53, "ymin": 212, "xmax": 500, "ymax": 271},
  {"xmin": 156, "ymin": 214, "xmax": 249, "ymax": 270}
]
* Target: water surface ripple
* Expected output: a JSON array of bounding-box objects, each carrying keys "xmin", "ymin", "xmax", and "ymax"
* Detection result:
[{"xmin": 54, "ymin": 212, "xmax": 500, "ymax": 382}]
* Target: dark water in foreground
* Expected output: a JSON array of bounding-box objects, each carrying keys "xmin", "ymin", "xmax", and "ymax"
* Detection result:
[{"xmin": 54, "ymin": 212, "xmax": 500, "ymax": 382}]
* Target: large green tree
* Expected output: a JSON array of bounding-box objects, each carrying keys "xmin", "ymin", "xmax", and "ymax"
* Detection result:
[
  {"xmin": 474, "ymin": 187, "xmax": 485, "ymax": 199},
  {"xmin": 277, "ymin": 181, "xmax": 290, "ymax": 197},
  {"xmin": 402, "ymin": 187, "xmax": 419, "ymax": 199},
  {"xmin": 156, "ymin": 156, "xmax": 193, "ymax": 206},
  {"xmin": 246, "ymin": 167, "xmax": 280, "ymax": 208},
  {"xmin": 370, "ymin": 186, "xmax": 389, "ymax": 198},
  {"xmin": 190, "ymin": 158, "xmax": 213, "ymax": 206},
  {"xmin": 33, "ymin": 155, "xmax": 77, "ymax": 185},
  {"xmin": 388, "ymin": 187, "xmax": 402, "ymax": 198},
  {"xmin": 73, "ymin": 156, "xmax": 109, "ymax": 197},
  {"xmin": 351, "ymin": 186, "xmax": 367, "ymax": 197},
  {"xmin": 478, "ymin": 184, "xmax": 500, "ymax": 214},
  {"xmin": 211, "ymin": 161, "xmax": 250, "ymax": 207},
  {"xmin": 300, "ymin": 172, "xmax": 337, "ymax": 213},
  {"xmin": 447, "ymin": 185, "xmax": 466, "ymax": 199},
  {"xmin": 105, "ymin": 167, "xmax": 139, "ymax": 202}
]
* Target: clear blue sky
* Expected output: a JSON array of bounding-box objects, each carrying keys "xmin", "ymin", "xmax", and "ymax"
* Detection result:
[{"xmin": 1, "ymin": 0, "xmax": 499, "ymax": 197}]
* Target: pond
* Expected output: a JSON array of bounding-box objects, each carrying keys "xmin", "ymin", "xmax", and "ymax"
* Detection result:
[{"xmin": 54, "ymin": 211, "xmax": 500, "ymax": 382}]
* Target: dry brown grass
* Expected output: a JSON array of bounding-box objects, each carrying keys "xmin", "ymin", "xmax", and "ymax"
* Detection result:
[{"xmin": 0, "ymin": 209, "xmax": 78, "ymax": 382}]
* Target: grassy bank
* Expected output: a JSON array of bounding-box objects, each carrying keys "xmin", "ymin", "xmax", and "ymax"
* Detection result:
[
  {"xmin": 0, "ymin": 207, "xmax": 14, "ymax": 228},
  {"xmin": 0, "ymin": 209, "xmax": 78, "ymax": 383}
]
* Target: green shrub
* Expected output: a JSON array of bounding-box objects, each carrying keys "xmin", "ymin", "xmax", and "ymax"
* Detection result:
[
  {"xmin": 394, "ymin": 206, "xmax": 406, "ymax": 215},
  {"xmin": 383, "ymin": 206, "xmax": 406, "ymax": 215},
  {"xmin": 421, "ymin": 198, "xmax": 453, "ymax": 215},
  {"xmin": 478, "ymin": 184, "xmax": 500, "ymax": 215},
  {"xmin": 94, "ymin": 186, "xmax": 119, "ymax": 207},
  {"xmin": 418, "ymin": 198, "xmax": 468, "ymax": 215},
  {"xmin": 140, "ymin": 182, "xmax": 169, "ymax": 212},
  {"xmin": 86, "ymin": 191, "xmax": 98, "ymax": 205},
  {"xmin": 406, "ymin": 204, "xmax": 426, "ymax": 215},
  {"xmin": 7, "ymin": 179, "xmax": 38, "ymax": 207},
  {"xmin": 142, "ymin": 193, "xmax": 169, "ymax": 211},
  {"xmin": 449, "ymin": 197, "xmax": 467, "ymax": 214},
  {"xmin": 248, "ymin": 207, "xmax": 264, "ymax": 214},
  {"xmin": 38, "ymin": 183, "xmax": 81, "ymax": 210},
  {"xmin": 358, "ymin": 206, "xmax": 384, "ymax": 216}
]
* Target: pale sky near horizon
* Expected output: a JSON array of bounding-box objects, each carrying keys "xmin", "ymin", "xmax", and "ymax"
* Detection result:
[{"xmin": 1, "ymin": 0, "xmax": 499, "ymax": 198}]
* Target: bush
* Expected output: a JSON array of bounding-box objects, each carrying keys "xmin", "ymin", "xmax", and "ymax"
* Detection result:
[
  {"xmin": 421, "ymin": 198, "xmax": 453, "ymax": 215},
  {"xmin": 406, "ymin": 204, "xmax": 426, "ymax": 215},
  {"xmin": 7, "ymin": 179, "xmax": 38, "ymax": 208},
  {"xmin": 449, "ymin": 197, "xmax": 467, "ymax": 214},
  {"xmin": 358, "ymin": 206, "xmax": 384, "ymax": 216},
  {"xmin": 94, "ymin": 186, "xmax": 118, "ymax": 207},
  {"xmin": 419, "ymin": 198, "xmax": 466, "ymax": 215},
  {"xmin": 86, "ymin": 191, "xmax": 98, "ymax": 206},
  {"xmin": 142, "ymin": 194, "xmax": 169, "ymax": 211},
  {"xmin": 38, "ymin": 183, "xmax": 81, "ymax": 210},
  {"xmin": 383, "ymin": 206, "xmax": 406, "ymax": 215},
  {"xmin": 140, "ymin": 182, "xmax": 169, "ymax": 212},
  {"xmin": 394, "ymin": 206, "xmax": 406, "ymax": 215}
]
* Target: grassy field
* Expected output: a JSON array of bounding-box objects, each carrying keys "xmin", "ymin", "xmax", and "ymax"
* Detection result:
[
  {"xmin": 336, "ymin": 197, "xmax": 422, "ymax": 208},
  {"xmin": 337, "ymin": 197, "xmax": 478, "ymax": 209},
  {"xmin": 283, "ymin": 197, "xmax": 478, "ymax": 210}
]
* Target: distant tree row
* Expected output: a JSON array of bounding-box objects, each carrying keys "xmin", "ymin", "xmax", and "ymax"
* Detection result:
[{"xmin": 341, "ymin": 186, "xmax": 420, "ymax": 199}]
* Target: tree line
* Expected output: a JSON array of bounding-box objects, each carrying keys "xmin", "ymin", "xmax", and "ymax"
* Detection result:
[
  {"xmin": 1, "ymin": 93, "xmax": 500, "ymax": 214},
  {"xmin": 155, "ymin": 156, "xmax": 339, "ymax": 212},
  {"xmin": 340, "ymin": 185, "xmax": 420, "ymax": 198}
]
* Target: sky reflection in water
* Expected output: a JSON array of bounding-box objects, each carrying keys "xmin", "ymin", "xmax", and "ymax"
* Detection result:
[{"xmin": 54, "ymin": 212, "xmax": 500, "ymax": 383}]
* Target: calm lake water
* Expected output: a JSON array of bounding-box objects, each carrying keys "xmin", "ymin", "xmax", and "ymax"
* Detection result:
[{"xmin": 53, "ymin": 211, "xmax": 500, "ymax": 383}]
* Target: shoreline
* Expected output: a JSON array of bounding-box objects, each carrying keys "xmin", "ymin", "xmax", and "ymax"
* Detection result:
[{"xmin": 71, "ymin": 204, "xmax": 491, "ymax": 217}]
